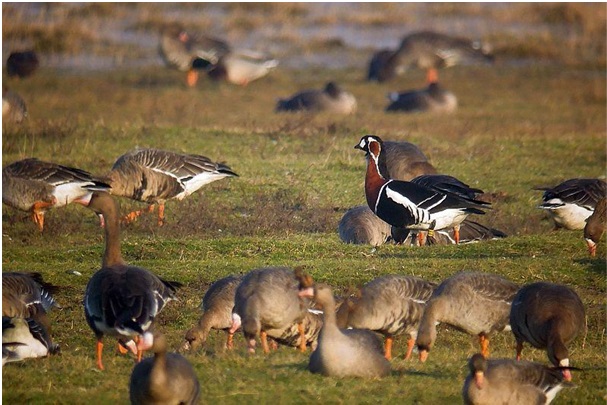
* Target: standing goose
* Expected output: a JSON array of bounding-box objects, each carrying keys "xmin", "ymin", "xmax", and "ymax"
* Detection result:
[
  {"xmin": 2, "ymin": 158, "xmax": 111, "ymax": 232},
  {"xmin": 355, "ymin": 135, "xmax": 490, "ymax": 243},
  {"xmin": 2, "ymin": 316, "xmax": 59, "ymax": 363},
  {"xmin": 275, "ymin": 82, "xmax": 357, "ymax": 115},
  {"xmin": 83, "ymin": 192, "xmax": 181, "ymax": 370},
  {"xmin": 3, "ymin": 272, "xmax": 60, "ymax": 341},
  {"xmin": 584, "ymin": 197, "xmax": 606, "ymax": 256},
  {"xmin": 462, "ymin": 353, "xmax": 573, "ymax": 405},
  {"xmin": 302, "ymin": 283, "xmax": 391, "ymax": 378},
  {"xmin": 338, "ymin": 205, "xmax": 392, "ymax": 246},
  {"xmin": 229, "ymin": 267, "xmax": 313, "ymax": 354},
  {"xmin": 106, "ymin": 148, "xmax": 238, "ymax": 226},
  {"xmin": 535, "ymin": 178, "xmax": 607, "ymax": 230},
  {"xmin": 183, "ymin": 274, "xmax": 243, "ymax": 352},
  {"xmin": 159, "ymin": 23, "xmax": 230, "ymax": 87},
  {"xmin": 336, "ymin": 275, "xmax": 437, "ymax": 360},
  {"xmin": 130, "ymin": 331, "xmax": 200, "ymax": 405},
  {"xmin": 416, "ymin": 271, "xmax": 519, "ymax": 362},
  {"xmin": 510, "ymin": 282, "xmax": 585, "ymax": 381},
  {"xmin": 385, "ymin": 81, "xmax": 458, "ymax": 114}
]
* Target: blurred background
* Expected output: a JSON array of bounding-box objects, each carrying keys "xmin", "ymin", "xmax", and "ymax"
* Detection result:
[{"xmin": 2, "ymin": 2, "xmax": 606, "ymax": 73}]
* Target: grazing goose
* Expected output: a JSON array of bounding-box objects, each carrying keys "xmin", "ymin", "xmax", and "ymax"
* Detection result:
[
  {"xmin": 302, "ymin": 283, "xmax": 391, "ymax": 378},
  {"xmin": 462, "ymin": 353, "xmax": 573, "ymax": 405},
  {"xmin": 355, "ymin": 135, "xmax": 490, "ymax": 243},
  {"xmin": 159, "ymin": 23, "xmax": 230, "ymax": 87},
  {"xmin": 230, "ymin": 267, "xmax": 313, "ymax": 353},
  {"xmin": 130, "ymin": 331, "xmax": 200, "ymax": 405},
  {"xmin": 7, "ymin": 50, "xmax": 39, "ymax": 78},
  {"xmin": 584, "ymin": 197, "xmax": 606, "ymax": 256},
  {"xmin": 367, "ymin": 31, "xmax": 494, "ymax": 83},
  {"xmin": 106, "ymin": 148, "xmax": 238, "ymax": 226},
  {"xmin": 83, "ymin": 192, "xmax": 181, "ymax": 370},
  {"xmin": 206, "ymin": 50, "xmax": 279, "ymax": 86},
  {"xmin": 2, "ymin": 158, "xmax": 111, "ymax": 232},
  {"xmin": 336, "ymin": 275, "xmax": 437, "ymax": 360},
  {"xmin": 338, "ymin": 205, "xmax": 391, "ymax": 246},
  {"xmin": 416, "ymin": 271, "xmax": 519, "ymax": 362},
  {"xmin": 3, "ymin": 272, "xmax": 60, "ymax": 340},
  {"xmin": 385, "ymin": 81, "xmax": 458, "ymax": 114},
  {"xmin": 535, "ymin": 178, "xmax": 607, "ymax": 230},
  {"xmin": 510, "ymin": 282, "xmax": 585, "ymax": 381},
  {"xmin": 3, "ymin": 86, "xmax": 27, "ymax": 123},
  {"xmin": 2, "ymin": 316, "xmax": 59, "ymax": 363},
  {"xmin": 183, "ymin": 274, "xmax": 243, "ymax": 351},
  {"xmin": 275, "ymin": 82, "xmax": 357, "ymax": 114}
]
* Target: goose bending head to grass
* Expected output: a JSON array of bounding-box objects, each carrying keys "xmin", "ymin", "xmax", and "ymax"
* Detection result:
[
  {"xmin": 302, "ymin": 283, "xmax": 391, "ymax": 378},
  {"xmin": 2, "ymin": 158, "xmax": 111, "ymax": 232},
  {"xmin": 83, "ymin": 192, "xmax": 181, "ymax": 370},
  {"xmin": 416, "ymin": 271, "xmax": 519, "ymax": 362},
  {"xmin": 462, "ymin": 353, "xmax": 574, "ymax": 405},
  {"xmin": 130, "ymin": 331, "xmax": 200, "ymax": 405},
  {"xmin": 584, "ymin": 197, "xmax": 606, "ymax": 257},
  {"xmin": 510, "ymin": 282, "xmax": 586, "ymax": 381},
  {"xmin": 105, "ymin": 148, "xmax": 238, "ymax": 226}
]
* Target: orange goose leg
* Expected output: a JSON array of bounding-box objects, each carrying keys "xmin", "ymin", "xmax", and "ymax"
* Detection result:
[
  {"xmin": 479, "ymin": 334, "xmax": 490, "ymax": 358},
  {"xmin": 453, "ymin": 226, "xmax": 461, "ymax": 244},
  {"xmin": 226, "ymin": 332, "xmax": 234, "ymax": 350},
  {"xmin": 298, "ymin": 322, "xmax": 307, "ymax": 352},
  {"xmin": 384, "ymin": 336, "xmax": 394, "ymax": 360},
  {"xmin": 186, "ymin": 69, "xmax": 199, "ymax": 87},
  {"xmin": 426, "ymin": 68, "xmax": 439, "ymax": 84},
  {"xmin": 117, "ymin": 342, "xmax": 129, "ymax": 355},
  {"xmin": 404, "ymin": 337, "xmax": 415, "ymax": 360},
  {"xmin": 261, "ymin": 331, "xmax": 270, "ymax": 353},
  {"xmin": 157, "ymin": 202, "xmax": 165, "ymax": 227},
  {"xmin": 122, "ymin": 204, "xmax": 156, "ymax": 224},
  {"xmin": 96, "ymin": 340, "xmax": 105, "ymax": 370},
  {"xmin": 515, "ymin": 340, "xmax": 523, "ymax": 361}
]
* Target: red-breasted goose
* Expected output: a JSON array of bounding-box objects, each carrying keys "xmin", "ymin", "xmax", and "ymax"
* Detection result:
[
  {"xmin": 275, "ymin": 82, "xmax": 357, "ymax": 115},
  {"xmin": 229, "ymin": 267, "xmax": 313, "ymax": 353},
  {"xmin": 83, "ymin": 192, "xmax": 181, "ymax": 370},
  {"xmin": 336, "ymin": 275, "xmax": 437, "ymax": 360},
  {"xmin": 463, "ymin": 353, "xmax": 573, "ymax": 405},
  {"xmin": 416, "ymin": 271, "xmax": 519, "ymax": 362},
  {"xmin": 303, "ymin": 283, "xmax": 391, "ymax": 378},
  {"xmin": 510, "ymin": 282, "xmax": 586, "ymax": 381},
  {"xmin": 2, "ymin": 158, "xmax": 110, "ymax": 232},
  {"xmin": 183, "ymin": 274, "xmax": 243, "ymax": 352},
  {"xmin": 106, "ymin": 148, "xmax": 237, "ymax": 226},
  {"xmin": 129, "ymin": 331, "xmax": 200, "ymax": 405},
  {"xmin": 584, "ymin": 197, "xmax": 606, "ymax": 256},
  {"xmin": 159, "ymin": 23, "xmax": 230, "ymax": 87},
  {"xmin": 355, "ymin": 135, "xmax": 490, "ymax": 244},
  {"xmin": 535, "ymin": 178, "xmax": 606, "ymax": 230}
]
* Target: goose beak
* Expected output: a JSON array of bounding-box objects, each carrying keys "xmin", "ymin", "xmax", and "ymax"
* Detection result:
[
  {"xmin": 474, "ymin": 371, "xmax": 484, "ymax": 389},
  {"xmin": 419, "ymin": 349, "xmax": 429, "ymax": 362},
  {"xmin": 586, "ymin": 238, "xmax": 597, "ymax": 257}
]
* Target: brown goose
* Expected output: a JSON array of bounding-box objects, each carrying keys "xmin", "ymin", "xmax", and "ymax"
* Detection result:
[
  {"xmin": 159, "ymin": 22, "xmax": 230, "ymax": 87},
  {"xmin": 535, "ymin": 178, "xmax": 607, "ymax": 230},
  {"xmin": 83, "ymin": 192, "xmax": 181, "ymax": 370},
  {"xmin": 2, "ymin": 272, "xmax": 60, "ymax": 338},
  {"xmin": 3, "ymin": 86, "xmax": 27, "ymax": 123},
  {"xmin": 510, "ymin": 282, "xmax": 585, "ymax": 381},
  {"xmin": 7, "ymin": 50, "xmax": 39, "ymax": 78},
  {"xmin": 271, "ymin": 309, "xmax": 324, "ymax": 352},
  {"xmin": 303, "ymin": 283, "xmax": 391, "ymax": 378},
  {"xmin": 275, "ymin": 82, "xmax": 357, "ymax": 115},
  {"xmin": 2, "ymin": 316, "xmax": 59, "ymax": 364},
  {"xmin": 229, "ymin": 267, "xmax": 313, "ymax": 353},
  {"xmin": 336, "ymin": 275, "xmax": 437, "ymax": 360},
  {"xmin": 463, "ymin": 353, "xmax": 573, "ymax": 405},
  {"xmin": 416, "ymin": 271, "xmax": 519, "ymax": 362},
  {"xmin": 206, "ymin": 50, "xmax": 279, "ymax": 86},
  {"xmin": 129, "ymin": 331, "xmax": 200, "ymax": 405},
  {"xmin": 385, "ymin": 81, "xmax": 458, "ymax": 114},
  {"xmin": 106, "ymin": 148, "xmax": 238, "ymax": 226},
  {"xmin": 382, "ymin": 140, "xmax": 438, "ymax": 182},
  {"xmin": 338, "ymin": 205, "xmax": 391, "ymax": 246},
  {"xmin": 2, "ymin": 158, "xmax": 110, "ymax": 232},
  {"xmin": 183, "ymin": 274, "xmax": 243, "ymax": 351},
  {"xmin": 584, "ymin": 197, "xmax": 606, "ymax": 256}
]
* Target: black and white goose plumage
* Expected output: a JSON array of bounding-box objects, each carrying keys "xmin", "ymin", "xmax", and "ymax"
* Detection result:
[
  {"xmin": 535, "ymin": 178, "xmax": 607, "ymax": 230},
  {"xmin": 83, "ymin": 192, "xmax": 181, "ymax": 370},
  {"xmin": 355, "ymin": 135, "xmax": 490, "ymax": 242}
]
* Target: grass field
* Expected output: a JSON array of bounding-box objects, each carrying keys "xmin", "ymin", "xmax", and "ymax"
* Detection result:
[{"xmin": 2, "ymin": 4, "xmax": 607, "ymax": 404}]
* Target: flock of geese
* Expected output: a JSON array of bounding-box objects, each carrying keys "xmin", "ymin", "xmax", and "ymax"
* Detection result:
[{"xmin": 2, "ymin": 23, "xmax": 606, "ymax": 405}]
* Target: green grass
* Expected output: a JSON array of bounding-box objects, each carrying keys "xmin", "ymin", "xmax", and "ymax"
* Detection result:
[{"xmin": 2, "ymin": 56, "xmax": 606, "ymax": 404}]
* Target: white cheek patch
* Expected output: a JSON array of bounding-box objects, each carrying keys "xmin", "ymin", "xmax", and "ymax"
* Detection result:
[{"xmin": 359, "ymin": 139, "xmax": 367, "ymax": 149}]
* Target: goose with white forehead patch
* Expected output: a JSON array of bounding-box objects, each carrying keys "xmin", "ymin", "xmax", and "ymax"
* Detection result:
[{"xmin": 355, "ymin": 135, "xmax": 490, "ymax": 242}]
